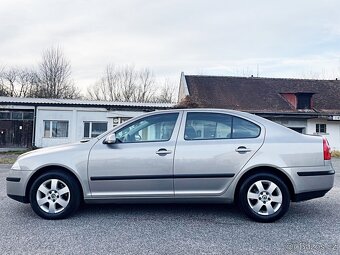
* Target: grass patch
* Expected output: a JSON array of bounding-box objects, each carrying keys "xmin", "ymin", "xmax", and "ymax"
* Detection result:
[
  {"xmin": 0, "ymin": 150, "xmax": 31, "ymax": 155},
  {"xmin": 332, "ymin": 150, "xmax": 340, "ymax": 158},
  {"xmin": 0, "ymin": 149, "xmax": 31, "ymax": 164},
  {"xmin": 0, "ymin": 157, "xmax": 17, "ymax": 164}
]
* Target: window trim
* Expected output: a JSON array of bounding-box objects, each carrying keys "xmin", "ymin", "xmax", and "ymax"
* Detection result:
[
  {"xmin": 43, "ymin": 120, "xmax": 69, "ymax": 138},
  {"xmin": 315, "ymin": 123, "xmax": 327, "ymax": 134},
  {"xmin": 113, "ymin": 113, "xmax": 180, "ymax": 144},
  {"xmin": 183, "ymin": 112, "xmax": 261, "ymax": 141},
  {"xmin": 83, "ymin": 121, "xmax": 108, "ymax": 138}
]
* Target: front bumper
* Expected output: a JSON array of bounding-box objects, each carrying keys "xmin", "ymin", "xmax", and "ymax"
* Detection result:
[{"xmin": 6, "ymin": 169, "xmax": 33, "ymax": 204}]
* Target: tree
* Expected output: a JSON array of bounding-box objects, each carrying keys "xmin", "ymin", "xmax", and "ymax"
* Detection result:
[
  {"xmin": 174, "ymin": 95, "xmax": 201, "ymax": 108},
  {"xmin": 87, "ymin": 65, "xmax": 176, "ymax": 103},
  {"xmin": 0, "ymin": 47, "xmax": 81, "ymax": 99},
  {"xmin": 38, "ymin": 47, "xmax": 80, "ymax": 99},
  {"xmin": 0, "ymin": 68, "xmax": 18, "ymax": 96},
  {"xmin": 155, "ymin": 79, "xmax": 176, "ymax": 103},
  {"xmin": 87, "ymin": 65, "xmax": 157, "ymax": 102},
  {"xmin": 16, "ymin": 69, "xmax": 40, "ymax": 97}
]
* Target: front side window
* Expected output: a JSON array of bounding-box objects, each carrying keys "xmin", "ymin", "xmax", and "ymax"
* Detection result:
[
  {"xmin": 115, "ymin": 113, "xmax": 179, "ymax": 143},
  {"xmin": 316, "ymin": 124, "xmax": 326, "ymax": 134},
  {"xmin": 43, "ymin": 120, "xmax": 69, "ymax": 138},
  {"xmin": 84, "ymin": 122, "xmax": 108, "ymax": 138},
  {"xmin": 184, "ymin": 113, "xmax": 260, "ymax": 140}
]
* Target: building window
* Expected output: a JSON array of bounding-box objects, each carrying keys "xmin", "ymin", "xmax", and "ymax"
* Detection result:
[
  {"xmin": 44, "ymin": 120, "xmax": 69, "ymax": 138},
  {"xmin": 0, "ymin": 111, "xmax": 34, "ymax": 120},
  {"xmin": 316, "ymin": 124, "xmax": 326, "ymax": 134},
  {"xmin": 84, "ymin": 122, "xmax": 108, "ymax": 138},
  {"xmin": 296, "ymin": 93, "xmax": 313, "ymax": 110}
]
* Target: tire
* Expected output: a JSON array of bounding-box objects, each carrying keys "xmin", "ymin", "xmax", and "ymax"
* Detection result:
[
  {"xmin": 238, "ymin": 172, "xmax": 290, "ymax": 223},
  {"xmin": 29, "ymin": 171, "xmax": 81, "ymax": 220}
]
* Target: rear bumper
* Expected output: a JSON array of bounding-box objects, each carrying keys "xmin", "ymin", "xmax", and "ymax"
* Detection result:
[
  {"xmin": 292, "ymin": 189, "xmax": 331, "ymax": 202},
  {"xmin": 285, "ymin": 164, "xmax": 335, "ymax": 196}
]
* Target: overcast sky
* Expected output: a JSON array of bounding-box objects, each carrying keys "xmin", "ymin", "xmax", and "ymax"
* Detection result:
[{"xmin": 1, "ymin": 0, "xmax": 340, "ymax": 91}]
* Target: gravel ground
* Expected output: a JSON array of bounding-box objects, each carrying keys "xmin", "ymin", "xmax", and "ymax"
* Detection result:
[{"xmin": 0, "ymin": 160, "xmax": 339, "ymax": 255}]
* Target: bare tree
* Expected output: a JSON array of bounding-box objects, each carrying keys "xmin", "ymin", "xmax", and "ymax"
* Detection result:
[
  {"xmin": 87, "ymin": 65, "xmax": 157, "ymax": 102},
  {"xmin": 0, "ymin": 68, "xmax": 19, "ymax": 96},
  {"xmin": 38, "ymin": 47, "xmax": 80, "ymax": 99},
  {"xmin": 0, "ymin": 67, "xmax": 43, "ymax": 98},
  {"xmin": 17, "ymin": 69, "xmax": 40, "ymax": 97},
  {"xmin": 156, "ymin": 79, "xmax": 176, "ymax": 103},
  {"xmin": 0, "ymin": 66, "xmax": 10, "ymax": 96},
  {"xmin": 135, "ymin": 68, "xmax": 155, "ymax": 102}
]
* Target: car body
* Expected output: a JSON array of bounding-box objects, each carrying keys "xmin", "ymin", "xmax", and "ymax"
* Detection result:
[{"xmin": 6, "ymin": 108, "xmax": 335, "ymax": 222}]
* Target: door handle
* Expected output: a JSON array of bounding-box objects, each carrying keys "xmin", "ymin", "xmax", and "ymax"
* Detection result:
[
  {"xmin": 235, "ymin": 146, "xmax": 252, "ymax": 153},
  {"xmin": 156, "ymin": 148, "xmax": 172, "ymax": 155}
]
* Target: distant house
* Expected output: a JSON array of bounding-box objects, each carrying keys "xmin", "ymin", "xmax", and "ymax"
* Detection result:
[
  {"xmin": 0, "ymin": 97, "xmax": 174, "ymax": 149},
  {"xmin": 178, "ymin": 73, "xmax": 340, "ymax": 150}
]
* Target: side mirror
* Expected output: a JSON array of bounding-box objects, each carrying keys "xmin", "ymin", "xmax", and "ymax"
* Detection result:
[{"xmin": 103, "ymin": 133, "xmax": 116, "ymax": 144}]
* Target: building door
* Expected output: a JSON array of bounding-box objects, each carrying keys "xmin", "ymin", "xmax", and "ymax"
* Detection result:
[{"xmin": 0, "ymin": 110, "xmax": 34, "ymax": 148}]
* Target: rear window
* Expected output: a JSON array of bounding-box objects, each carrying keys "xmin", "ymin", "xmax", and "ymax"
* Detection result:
[{"xmin": 185, "ymin": 112, "xmax": 260, "ymax": 140}]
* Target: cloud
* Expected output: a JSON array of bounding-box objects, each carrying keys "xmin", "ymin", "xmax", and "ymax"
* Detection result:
[{"xmin": 0, "ymin": 0, "xmax": 340, "ymax": 91}]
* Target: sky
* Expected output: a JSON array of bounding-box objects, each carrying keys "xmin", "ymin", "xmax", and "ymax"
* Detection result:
[{"xmin": 1, "ymin": 0, "xmax": 340, "ymax": 92}]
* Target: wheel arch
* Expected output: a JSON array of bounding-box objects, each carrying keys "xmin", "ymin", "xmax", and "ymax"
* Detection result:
[
  {"xmin": 25, "ymin": 165, "xmax": 84, "ymax": 203},
  {"xmin": 234, "ymin": 166, "xmax": 295, "ymax": 202}
]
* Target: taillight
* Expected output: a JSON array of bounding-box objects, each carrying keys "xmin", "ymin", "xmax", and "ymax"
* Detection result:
[{"xmin": 323, "ymin": 137, "xmax": 331, "ymax": 160}]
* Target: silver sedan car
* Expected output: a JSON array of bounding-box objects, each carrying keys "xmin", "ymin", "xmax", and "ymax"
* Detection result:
[{"xmin": 6, "ymin": 109, "xmax": 335, "ymax": 222}]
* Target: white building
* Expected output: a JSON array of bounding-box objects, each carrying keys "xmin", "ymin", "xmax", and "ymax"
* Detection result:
[
  {"xmin": 0, "ymin": 97, "xmax": 174, "ymax": 148},
  {"xmin": 178, "ymin": 73, "xmax": 340, "ymax": 150}
]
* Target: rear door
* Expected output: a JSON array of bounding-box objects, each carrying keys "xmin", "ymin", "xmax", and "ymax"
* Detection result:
[{"xmin": 174, "ymin": 111, "xmax": 265, "ymax": 196}]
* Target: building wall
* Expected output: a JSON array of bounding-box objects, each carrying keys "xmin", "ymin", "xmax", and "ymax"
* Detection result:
[
  {"xmin": 306, "ymin": 119, "xmax": 340, "ymax": 151},
  {"xmin": 35, "ymin": 107, "xmax": 146, "ymax": 148},
  {"xmin": 177, "ymin": 72, "xmax": 189, "ymax": 102}
]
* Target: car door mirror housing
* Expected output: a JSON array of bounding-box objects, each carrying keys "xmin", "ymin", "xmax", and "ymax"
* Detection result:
[{"xmin": 103, "ymin": 133, "xmax": 117, "ymax": 144}]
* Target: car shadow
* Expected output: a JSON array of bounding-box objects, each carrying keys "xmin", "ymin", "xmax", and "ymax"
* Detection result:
[{"xmin": 76, "ymin": 203, "xmax": 247, "ymax": 223}]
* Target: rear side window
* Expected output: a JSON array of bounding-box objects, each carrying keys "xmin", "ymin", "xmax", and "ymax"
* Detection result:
[
  {"xmin": 232, "ymin": 117, "xmax": 261, "ymax": 138},
  {"xmin": 184, "ymin": 113, "xmax": 260, "ymax": 140}
]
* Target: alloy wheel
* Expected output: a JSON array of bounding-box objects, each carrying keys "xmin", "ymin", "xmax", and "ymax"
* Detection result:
[
  {"xmin": 36, "ymin": 179, "xmax": 70, "ymax": 214},
  {"xmin": 247, "ymin": 180, "xmax": 283, "ymax": 216}
]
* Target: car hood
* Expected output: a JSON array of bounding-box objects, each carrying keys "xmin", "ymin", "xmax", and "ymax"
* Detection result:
[{"xmin": 15, "ymin": 139, "xmax": 97, "ymax": 171}]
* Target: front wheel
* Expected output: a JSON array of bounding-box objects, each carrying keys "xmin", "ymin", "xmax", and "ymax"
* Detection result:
[
  {"xmin": 238, "ymin": 173, "xmax": 290, "ymax": 222},
  {"xmin": 29, "ymin": 171, "xmax": 81, "ymax": 220}
]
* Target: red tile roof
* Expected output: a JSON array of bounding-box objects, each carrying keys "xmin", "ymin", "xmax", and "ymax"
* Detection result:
[{"xmin": 185, "ymin": 75, "xmax": 340, "ymax": 114}]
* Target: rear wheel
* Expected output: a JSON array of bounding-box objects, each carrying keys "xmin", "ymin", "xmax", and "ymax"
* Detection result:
[
  {"xmin": 238, "ymin": 173, "xmax": 290, "ymax": 222},
  {"xmin": 29, "ymin": 171, "xmax": 81, "ymax": 220}
]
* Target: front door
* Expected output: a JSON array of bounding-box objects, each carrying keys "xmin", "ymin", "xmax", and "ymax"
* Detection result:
[
  {"xmin": 88, "ymin": 112, "xmax": 182, "ymax": 198},
  {"xmin": 174, "ymin": 111, "xmax": 265, "ymax": 196}
]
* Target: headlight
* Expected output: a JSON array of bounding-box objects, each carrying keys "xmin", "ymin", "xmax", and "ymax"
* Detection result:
[{"xmin": 11, "ymin": 161, "xmax": 21, "ymax": 170}]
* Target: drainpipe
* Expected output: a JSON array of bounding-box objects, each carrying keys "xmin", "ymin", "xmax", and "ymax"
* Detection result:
[{"xmin": 32, "ymin": 105, "xmax": 37, "ymax": 148}]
